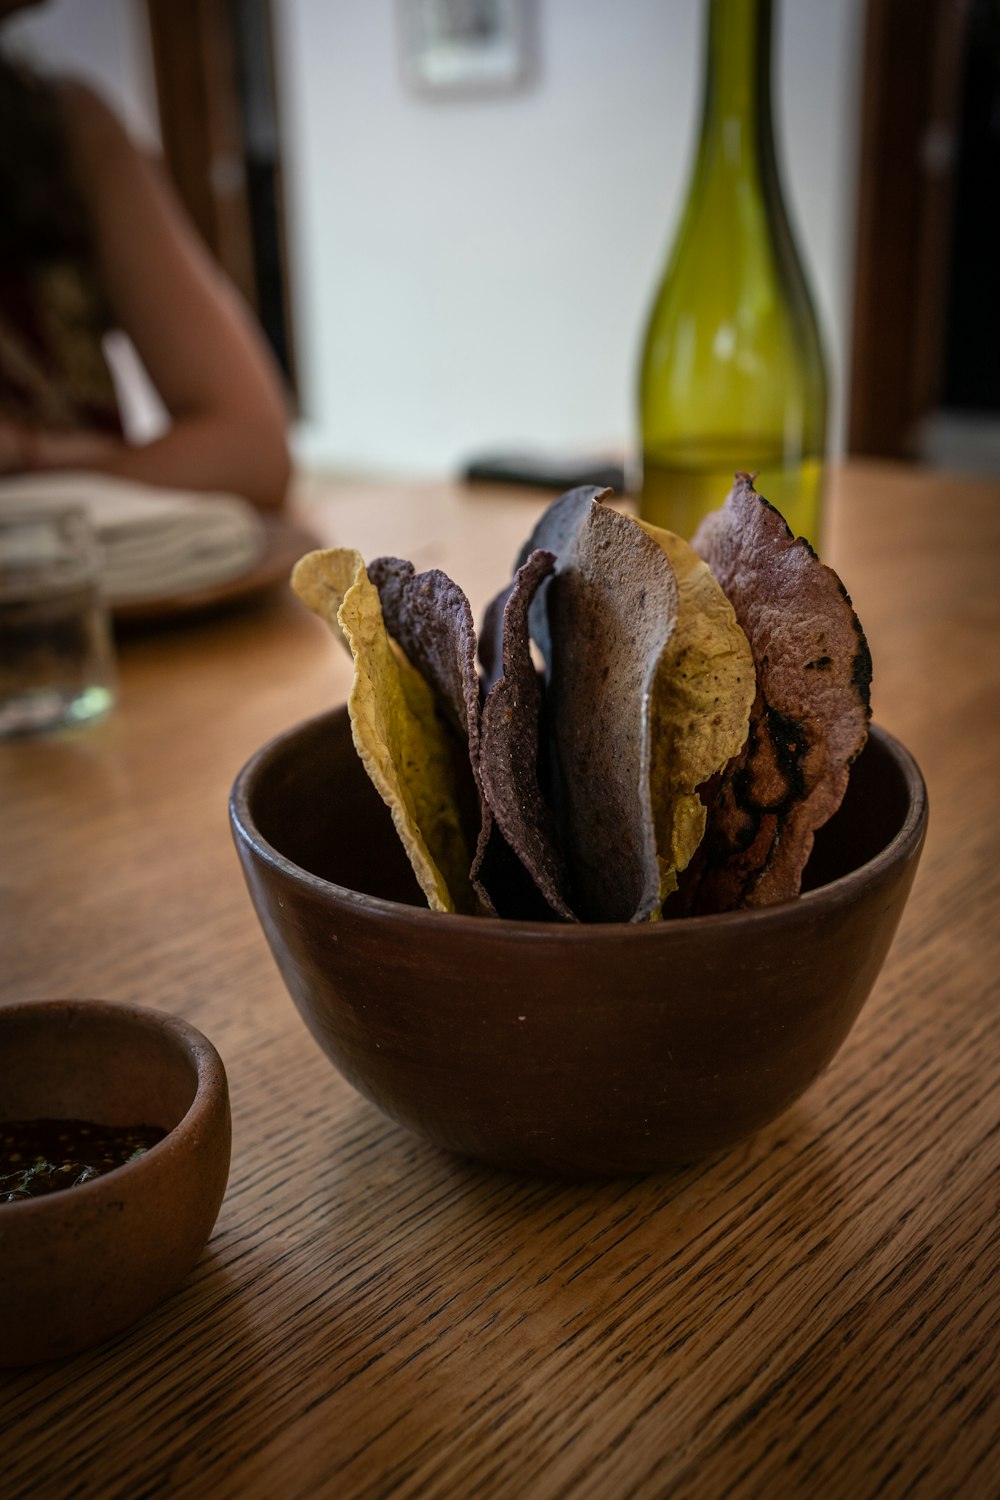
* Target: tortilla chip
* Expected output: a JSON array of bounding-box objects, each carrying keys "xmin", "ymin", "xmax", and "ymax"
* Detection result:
[
  {"xmin": 523, "ymin": 495, "xmax": 679, "ymax": 922},
  {"xmin": 472, "ymin": 547, "xmax": 576, "ymax": 921},
  {"xmin": 477, "ymin": 578, "xmax": 512, "ymax": 698},
  {"xmin": 636, "ymin": 520, "xmax": 755, "ymax": 906},
  {"xmin": 291, "ymin": 547, "xmax": 363, "ymax": 643},
  {"xmin": 366, "ymin": 555, "xmax": 500, "ymax": 913},
  {"xmin": 291, "ymin": 548, "xmax": 475, "ymax": 913},
  {"xmin": 688, "ymin": 474, "xmax": 872, "ymax": 910},
  {"xmin": 367, "ymin": 558, "xmax": 481, "ymax": 750},
  {"xmin": 515, "ymin": 485, "xmax": 613, "ymax": 676}
]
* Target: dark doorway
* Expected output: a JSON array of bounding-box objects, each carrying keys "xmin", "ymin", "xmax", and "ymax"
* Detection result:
[
  {"xmin": 145, "ymin": 0, "xmax": 297, "ymax": 396},
  {"xmin": 941, "ymin": 0, "xmax": 1000, "ymax": 413},
  {"xmin": 847, "ymin": 0, "xmax": 970, "ymax": 460},
  {"xmin": 848, "ymin": 0, "xmax": 1000, "ymax": 471}
]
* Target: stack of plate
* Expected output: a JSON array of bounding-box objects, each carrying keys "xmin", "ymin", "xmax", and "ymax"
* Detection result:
[{"xmin": 0, "ymin": 473, "xmax": 267, "ymax": 607}]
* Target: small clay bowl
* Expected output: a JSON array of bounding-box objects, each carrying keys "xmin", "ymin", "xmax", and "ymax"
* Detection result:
[
  {"xmin": 0, "ymin": 999, "xmax": 230, "ymax": 1366},
  {"xmin": 230, "ymin": 708, "xmax": 927, "ymax": 1177}
]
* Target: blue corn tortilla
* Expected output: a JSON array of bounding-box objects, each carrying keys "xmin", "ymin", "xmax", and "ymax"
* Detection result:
[
  {"xmin": 516, "ymin": 495, "xmax": 680, "ymax": 922},
  {"xmin": 370, "ymin": 552, "xmax": 574, "ymax": 919},
  {"xmin": 683, "ymin": 472, "xmax": 872, "ymax": 912},
  {"xmin": 472, "ymin": 547, "xmax": 576, "ymax": 921}
]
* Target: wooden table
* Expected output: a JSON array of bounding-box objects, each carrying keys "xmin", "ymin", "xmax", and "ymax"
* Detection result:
[{"xmin": 2, "ymin": 461, "xmax": 998, "ymax": 1499}]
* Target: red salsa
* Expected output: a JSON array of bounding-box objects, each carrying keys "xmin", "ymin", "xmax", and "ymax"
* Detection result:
[{"xmin": 0, "ymin": 1118, "xmax": 167, "ymax": 1202}]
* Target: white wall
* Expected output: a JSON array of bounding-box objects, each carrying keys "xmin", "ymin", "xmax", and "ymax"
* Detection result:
[
  {"xmin": 4, "ymin": 0, "xmax": 158, "ymax": 148},
  {"xmin": 7, "ymin": 0, "xmax": 864, "ymax": 478},
  {"xmin": 779, "ymin": 0, "xmax": 864, "ymax": 457},
  {"xmin": 275, "ymin": 0, "xmax": 864, "ymax": 476}
]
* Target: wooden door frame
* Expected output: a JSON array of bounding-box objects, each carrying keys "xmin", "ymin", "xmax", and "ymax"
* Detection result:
[
  {"xmin": 144, "ymin": 0, "xmax": 296, "ymax": 392},
  {"xmin": 847, "ymin": 0, "xmax": 970, "ymax": 458}
]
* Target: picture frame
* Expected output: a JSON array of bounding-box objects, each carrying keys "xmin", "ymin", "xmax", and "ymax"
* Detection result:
[{"xmin": 397, "ymin": 0, "xmax": 536, "ymax": 97}]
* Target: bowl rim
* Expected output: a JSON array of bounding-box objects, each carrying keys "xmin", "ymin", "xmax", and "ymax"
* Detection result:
[
  {"xmin": 0, "ymin": 998, "xmax": 228, "ymax": 1221},
  {"xmin": 230, "ymin": 711, "xmax": 928, "ymax": 937}
]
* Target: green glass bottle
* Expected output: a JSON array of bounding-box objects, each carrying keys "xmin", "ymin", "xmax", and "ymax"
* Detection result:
[{"xmin": 637, "ymin": 0, "xmax": 828, "ymax": 545}]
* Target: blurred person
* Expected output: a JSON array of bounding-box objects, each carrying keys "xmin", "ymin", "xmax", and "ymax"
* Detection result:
[{"xmin": 0, "ymin": 3, "xmax": 291, "ymax": 510}]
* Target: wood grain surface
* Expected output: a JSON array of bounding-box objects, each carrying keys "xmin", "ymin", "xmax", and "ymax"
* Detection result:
[{"xmin": 1, "ymin": 462, "xmax": 998, "ymax": 1499}]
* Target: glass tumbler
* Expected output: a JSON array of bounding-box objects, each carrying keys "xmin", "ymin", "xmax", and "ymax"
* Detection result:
[{"xmin": 0, "ymin": 507, "xmax": 117, "ymax": 737}]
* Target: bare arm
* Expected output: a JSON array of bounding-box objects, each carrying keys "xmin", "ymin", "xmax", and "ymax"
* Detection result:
[{"xmin": 19, "ymin": 82, "xmax": 292, "ymax": 511}]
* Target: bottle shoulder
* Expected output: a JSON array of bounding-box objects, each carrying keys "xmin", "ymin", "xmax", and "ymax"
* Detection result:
[{"xmin": 641, "ymin": 180, "xmax": 825, "ymax": 372}]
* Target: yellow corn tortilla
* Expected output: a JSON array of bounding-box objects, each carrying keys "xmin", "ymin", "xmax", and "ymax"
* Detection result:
[
  {"xmin": 291, "ymin": 548, "xmax": 474, "ymax": 913},
  {"xmin": 636, "ymin": 519, "xmax": 755, "ymax": 906}
]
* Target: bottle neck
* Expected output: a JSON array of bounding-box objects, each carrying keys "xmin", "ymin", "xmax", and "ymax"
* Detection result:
[{"xmin": 697, "ymin": 0, "xmax": 776, "ymax": 184}]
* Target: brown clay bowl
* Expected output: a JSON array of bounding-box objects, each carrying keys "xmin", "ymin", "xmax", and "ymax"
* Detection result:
[
  {"xmin": 230, "ymin": 707, "xmax": 927, "ymax": 1177},
  {"xmin": 0, "ymin": 999, "xmax": 231, "ymax": 1365}
]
